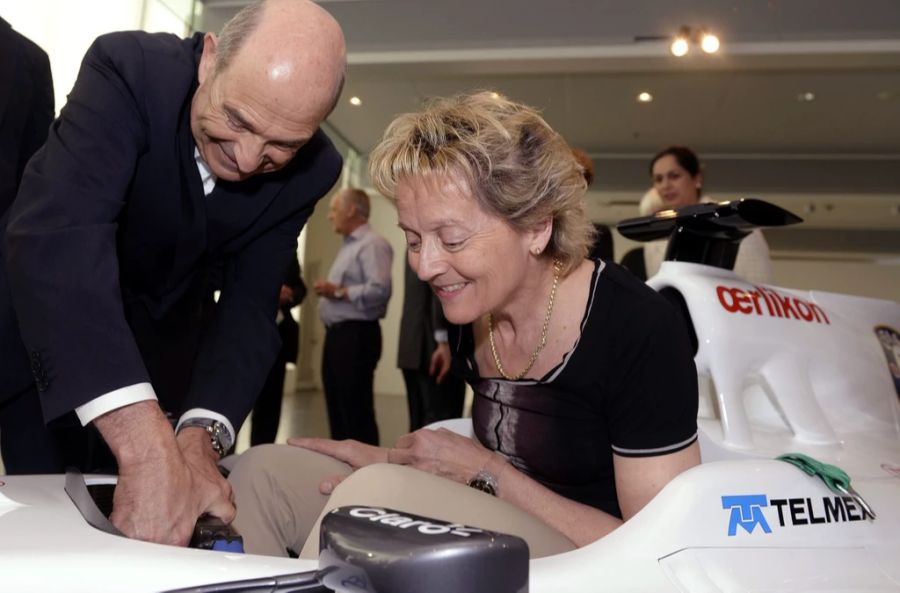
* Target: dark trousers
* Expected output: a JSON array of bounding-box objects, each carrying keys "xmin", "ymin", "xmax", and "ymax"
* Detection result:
[
  {"xmin": 402, "ymin": 368, "xmax": 466, "ymax": 431},
  {"xmin": 250, "ymin": 350, "xmax": 289, "ymax": 446},
  {"xmin": 321, "ymin": 320, "xmax": 381, "ymax": 445}
]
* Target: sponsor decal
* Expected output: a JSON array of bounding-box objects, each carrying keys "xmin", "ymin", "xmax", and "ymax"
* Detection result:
[
  {"xmin": 874, "ymin": 326, "xmax": 900, "ymax": 398},
  {"xmin": 722, "ymin": 494, "xmax": 874, "ymax": 536},
  {"xmin": 348, "ymin": 507, "xmax": 484, "ymax": 537},
  {"xmin": 722, "ymin": 494, "xmax": 772, "ymax": 535},
  {"xmin": 716, "ymin": 285, "xmax": 830, "ymax": 324}
]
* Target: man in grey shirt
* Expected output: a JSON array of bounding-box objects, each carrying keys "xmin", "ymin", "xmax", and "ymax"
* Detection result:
[{"xmin": 314, "ymin": 188, "xmax": 392, "ymax": 444}]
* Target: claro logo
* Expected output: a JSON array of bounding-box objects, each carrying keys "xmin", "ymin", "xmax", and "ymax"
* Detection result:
[
  {"xmin": 347, "ymin": 507, "xmax": 484, "ymax": 537},
  {"xmin": 716, "ymin": 285, "xmax": 830, "ymax": 325}
]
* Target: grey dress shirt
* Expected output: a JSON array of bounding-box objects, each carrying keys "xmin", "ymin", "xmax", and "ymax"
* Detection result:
[{"xmin": 319, "ymin": 223, "xmax": 393, "ymax": 326}]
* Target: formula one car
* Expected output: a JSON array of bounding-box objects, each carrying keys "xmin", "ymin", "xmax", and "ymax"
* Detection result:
[{"xmin": 1, "ymin": 199, "xmax": 897, "ymax": 592}]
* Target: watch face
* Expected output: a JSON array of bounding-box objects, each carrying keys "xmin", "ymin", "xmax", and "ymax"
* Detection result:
[
  {"xmin": 211, "ymin": 422, "xmax": 234, "ymax": 450},
  {"xmin": 468, "ymin": 479, "xmax": 496, "ymax": 496}
]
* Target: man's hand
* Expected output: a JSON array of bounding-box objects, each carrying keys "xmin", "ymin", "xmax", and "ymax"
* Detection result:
[
  {"xmin": 279, "ymin": 284, "xmax": 295, "ymax": 306},
  {"xmin": 176, "ymin": 427, "xmax": 236, "ymax": 522},
  {"xmin": 429, "ymin": 341, "xmax": 452, "ymax": 384},
  {"xmin": 93, "ymin": 401, "xmax": 235, "ymax": 546},
  {"xmin": 313, "ymin": 279, "xmax": 343, "ymax": 299}
]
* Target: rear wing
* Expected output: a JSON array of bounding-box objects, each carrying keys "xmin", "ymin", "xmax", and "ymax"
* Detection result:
[{"xmin": 617, "ymin": 199, "xmax": 802, "ymax": 271}]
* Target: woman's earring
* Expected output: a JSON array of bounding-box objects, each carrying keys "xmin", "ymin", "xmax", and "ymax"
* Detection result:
[{"xmin": 532, "ymin": 247, "xmax": 542, "ymax": 256}]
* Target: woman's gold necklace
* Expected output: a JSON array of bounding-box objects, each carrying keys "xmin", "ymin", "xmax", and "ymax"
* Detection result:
[{"xmin": 488, "ymin": 259, "xmax": 562, "ymax": 381}]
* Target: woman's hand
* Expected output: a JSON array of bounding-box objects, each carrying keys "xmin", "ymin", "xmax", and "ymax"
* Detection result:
[
  {"xmin": 287, "ymin": 437, "xmax": 388, "ymax": 494},
  {"xmin": 388, "ymin": 428, "xmax": 495, "ymax": 484}
]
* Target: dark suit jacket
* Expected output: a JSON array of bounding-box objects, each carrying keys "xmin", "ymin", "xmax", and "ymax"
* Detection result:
[
  {"xmin": 397, "ymin": 262, "xmax": 450, "ymax": 371},
  {"xmin": 0, "ymin": 31, "xmax": 341, "ymax": 430},
  {"xmin": 0, "ymin": 18, "xmax": 53, "ymax": 216}
]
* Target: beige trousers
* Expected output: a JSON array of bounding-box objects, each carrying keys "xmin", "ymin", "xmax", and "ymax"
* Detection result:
[{"xmin": 229, "ymin": 444, "xmax": 576, "ymax": 559}]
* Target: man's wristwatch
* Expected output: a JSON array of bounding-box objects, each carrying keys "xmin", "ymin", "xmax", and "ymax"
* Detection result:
[
  {"xmin": 333, "ymin": 286, "xmax": 347, "ymax": 299},
  {"xmin": 178, "ymin": 418, "xmax": 233, "ymax": 458},
  {"xmin": 467, "ymin": 469, "xmax": 498, "ymax": 496}
]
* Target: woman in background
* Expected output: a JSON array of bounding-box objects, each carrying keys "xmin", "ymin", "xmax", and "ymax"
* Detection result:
[{"xmin": 645, "ymin": 145, "xmax": 774, "ymax": 283}]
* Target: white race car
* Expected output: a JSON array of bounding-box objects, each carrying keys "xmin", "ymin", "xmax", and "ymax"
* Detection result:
[{"xmin": 2, "ymin": 199, "xmax": 898, "ymax": 593}]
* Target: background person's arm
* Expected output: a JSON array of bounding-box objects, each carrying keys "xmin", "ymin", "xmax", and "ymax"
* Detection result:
[
  {"xmin": 346, "ymin": 236, "xmax": 393, "ymax": 308},
  {"xmin": 428, "ymin": 291, "xmax": 452, "ymax": 383}
]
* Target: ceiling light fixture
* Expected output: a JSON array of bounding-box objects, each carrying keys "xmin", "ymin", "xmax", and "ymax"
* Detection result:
[
  {"xmin": 700, "ymin": 31, "xmax": 720, "ymax": 54},
  {"xmin": 669, "ymin": 25, "xmax": 722, "ymax": 57},
  {"xmin": 349, "ymin": 96, "xmax": 362, "ymax": 106},
  {"xmin": 796, "ymin": 92, "xmax": 816, "ymax": 102},
  {"xmin": 670, "ymin": 28, "xmax": 690, "ymax": 57},
  {"xmin": 637, "ymin": 92, "xmax": 653, "ymax": 103}
]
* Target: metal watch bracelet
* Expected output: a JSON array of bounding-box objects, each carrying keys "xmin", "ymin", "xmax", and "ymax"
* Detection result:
[{"xmin": 178, "ymin": 418, "xmax": 233, "ymax": 458}]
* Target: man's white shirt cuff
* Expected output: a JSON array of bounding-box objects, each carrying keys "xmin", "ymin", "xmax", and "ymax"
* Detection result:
[
  {"xmin": 75, "ymin": 383, "xmax": 157, "ymax": 426},
  {"xmin": 434, "ymin": 329, "xmax": 448, "ymax": 343}
]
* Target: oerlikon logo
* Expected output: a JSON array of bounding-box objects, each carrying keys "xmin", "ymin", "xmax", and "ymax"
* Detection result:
[{"xmin": 716, "ymin": 285, "xmax": 830, "ymax": 325}]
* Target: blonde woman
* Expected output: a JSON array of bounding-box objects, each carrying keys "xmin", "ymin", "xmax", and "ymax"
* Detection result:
[{"xmin": 229, "ymin": 92, "xmax": 700, "ymax": 558}]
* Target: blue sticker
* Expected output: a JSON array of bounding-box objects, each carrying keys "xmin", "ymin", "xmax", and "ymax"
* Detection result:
[{"xmin": 722, "ymin": 494, "xmax": 772, "ymax": 536}]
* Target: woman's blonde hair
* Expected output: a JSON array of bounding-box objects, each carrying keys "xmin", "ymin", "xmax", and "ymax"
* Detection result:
[{"xmin": 368, "ymin": 91, "xmax": 595, "ymax": 275}]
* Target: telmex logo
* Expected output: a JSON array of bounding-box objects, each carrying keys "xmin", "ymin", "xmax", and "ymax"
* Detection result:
[
  {"xmin": 722, "ymin": 494, "xmax": 875, "ymax": 536},
  {"xmin": 348, "ymin": 507, "xmax": 484, "ymax": 537},
  {"xmin": 716, "ymin": 285, "xmax": 830, "ymax": 324}
]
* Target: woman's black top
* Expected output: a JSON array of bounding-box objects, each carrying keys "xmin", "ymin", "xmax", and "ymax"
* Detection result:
[{"xmin": 450, "ymin": 259, "xmax": 698, "ymax": 519}]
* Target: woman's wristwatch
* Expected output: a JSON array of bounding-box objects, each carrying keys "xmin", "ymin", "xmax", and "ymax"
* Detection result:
[{"xmin": 467, "ymin": 469, "xmax": 499, "ymax": 496}]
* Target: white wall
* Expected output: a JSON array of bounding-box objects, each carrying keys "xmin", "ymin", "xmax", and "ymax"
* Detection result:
[{"xmin": 0, "ymin": 0, "xmax": 193, "ymax": 115}]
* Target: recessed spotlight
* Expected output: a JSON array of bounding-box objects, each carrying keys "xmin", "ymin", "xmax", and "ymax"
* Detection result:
[
  {"xmin": 796, "ymin": 92, "xmax": 816, "ymax": 102},
  {"xmin": 637, "ymin": 92, "xmax": 653, "ymax": 103},
  {"xmin": 349, "ymin": 96, "xmax": 362, "ymax": 106},
  {"xmin": 670, "ymin": 36, "xmax": 689, "ymax": 57},
  {"xmin": 700, "ymin": 32, "xmax": 720, "ymax": 54}
]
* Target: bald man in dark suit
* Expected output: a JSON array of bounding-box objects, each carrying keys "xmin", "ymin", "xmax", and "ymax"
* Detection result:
[{"xmin": 0, "ymin": 0, "xmax": 346, "ymax": 546}]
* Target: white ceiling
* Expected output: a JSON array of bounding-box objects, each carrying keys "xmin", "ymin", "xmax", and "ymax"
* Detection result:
[
  {"xmin": 198, "ymin": 0, "xmax": 900, "ymax": 255},
  {"xmin": 199, "ymin": 0, "xmax": 900, "ymax": 158}
]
